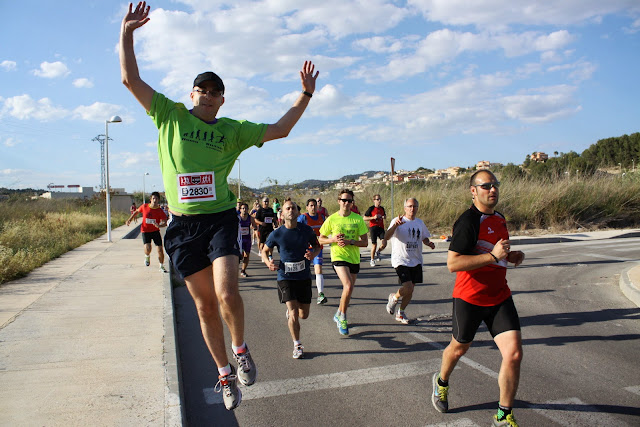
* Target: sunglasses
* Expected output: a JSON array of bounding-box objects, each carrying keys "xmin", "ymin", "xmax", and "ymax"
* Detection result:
[
  {"xmin": 339, "ymin": 198, "xmax": 354, "ymax": 203},
  {"xmin": 373, "ymin": 198, "xmax": 381, "ymax": 201},
  {"xmin": 474, "ymin": 182, "xmax": 500, "ymax": 190}
]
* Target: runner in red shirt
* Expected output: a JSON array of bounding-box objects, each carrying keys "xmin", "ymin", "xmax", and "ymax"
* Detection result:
[
  {"xmin": 126, "ymin": 191, "xmax": 168, "ymax": 272},
  {"xmin": 431, "ymin": 170, "xmax": 525, "ymax": 427},
  {"xmin": 363, "ymin": 194, "xmax": 387, "ymax": 267}
]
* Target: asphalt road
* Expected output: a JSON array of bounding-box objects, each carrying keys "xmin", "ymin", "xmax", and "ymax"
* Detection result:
[{"xmin": 174, "ymin": 237, "xmax": 640, "ymax": 426}]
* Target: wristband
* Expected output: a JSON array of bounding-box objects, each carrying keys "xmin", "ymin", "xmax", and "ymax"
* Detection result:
[
  {"xmin": 489, "ymin": 252, "xmax": 499, "ymax": 263},
  {"xmin": 302, "ymin": 91, "xmax": 313, "ymax": 98}
]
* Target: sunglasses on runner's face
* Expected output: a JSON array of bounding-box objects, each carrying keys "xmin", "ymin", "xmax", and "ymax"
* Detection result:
[
  {"xmin": 193, "ymin": 88, "xmax": 223, "ymax": 97},
  {"xmin": 474, "ymin": 182, "xmax": 500, "ymax": 190},
  {"xmin": 339, "ymin": 198, "xmax": 353, "ymax": 203}
]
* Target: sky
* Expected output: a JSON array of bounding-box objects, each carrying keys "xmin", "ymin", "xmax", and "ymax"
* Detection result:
[{"xmin": 1, "ymin": 1, "xmax": 639, "ymax": 193}]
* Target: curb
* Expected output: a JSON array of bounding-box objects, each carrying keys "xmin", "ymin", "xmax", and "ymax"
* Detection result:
[
  {"xmin": 163, "ymin": 268, "xmax": 186, "ymax": 426},
  {"xmin": 619, "ymin": 264, "xmax": 640, "ymax": 308}
]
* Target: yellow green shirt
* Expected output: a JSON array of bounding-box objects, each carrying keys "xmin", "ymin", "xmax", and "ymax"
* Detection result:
[
  {"xmin": 149, "ymin": 92, "xmax": 267, "ymax": 215},
  {"xmin": 319, "ymin": 212, "xmax": 368, "ymax": 264}
]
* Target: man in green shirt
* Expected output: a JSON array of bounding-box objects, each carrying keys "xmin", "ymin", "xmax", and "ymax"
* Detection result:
[
  {"xmin": 319, "ymin": 189, "xmax": 369, "ymax": 335},
  {"xmin": 120, "ymin": 1, "xmax": 319, "ymax": 411}
]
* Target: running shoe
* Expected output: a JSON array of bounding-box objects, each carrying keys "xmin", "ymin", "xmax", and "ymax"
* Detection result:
[
  {"xmin": 240, "ymin": 270, "xmax": 247, "ymax": 278},
  {"xmin": 395, "ymin": 310, "xmax": 410, "ymax": 324},
  {"xmin": 215, "ymin": 365, "xmax": 242, "ymax": 410},
  {"xmin": 493, "ymin": 412, "xmax": 519, "ymax": 426},
  {"xmin": 370, "ymin": 259, "xmax": 376, "ymax": 267},
  {"xmin": 386, "ymin": 293, "xmax": 398, "ymax": 315},
  {"xmin": 159, "ymin": 264, "xmax": 167, "ymax": 273},
  {"xmin": 375, "ymin": 250, "xmax": 381, "ymax": 262},
  {"xmin": 144, "ymin": 255, "xmax": 150, "ymax": 267},
  {"xmin": 333, "ymin": 313, "xmax": 349, "ymax": 335},
  {"xmin": 431, "ymin": 372, "xmax": 449, "ymax": 413},
  {"xmin": 292, "ymin": 344, "xmax": 304, "ymax": 359},
  {"xmin": 233, "ymin": 345, "xmax": 257, "ymax": 386},
  {"xmin": 317, "ymin": 292, "xmax": 327, "ymax": 305}
]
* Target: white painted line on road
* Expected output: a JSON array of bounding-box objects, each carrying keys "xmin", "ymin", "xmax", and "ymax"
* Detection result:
[
  {"xmin": 624, "ymin": 385, "xmax": 640, "ymax": 396},
  {"xmin": 410, "ymin": 332, "xmax": 499, "ymax": 379},
  {"xmin": 582, "ymin": 253, "xmax": 637, "ymax": 262},
  {"xmin": 424, "ymin": 418, "xmax": 480, "ymax": 427},
  {"xmin": 530, "ymin": 397, "xmax": 632, "ymax": 427},
  {"xmin": 203, "ymin": 359, "xmax": 441, "ymax": 405}
]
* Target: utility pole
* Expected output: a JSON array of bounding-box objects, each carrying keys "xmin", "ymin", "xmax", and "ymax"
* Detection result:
[{"xmin": 92, "ymin": 134, "xmax": 111, "ymax": 191}]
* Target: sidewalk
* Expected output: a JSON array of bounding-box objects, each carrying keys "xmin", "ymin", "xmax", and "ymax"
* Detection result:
[{"xmin": 0, "ymin": 225, "xmax": 182, "ymax": 426}]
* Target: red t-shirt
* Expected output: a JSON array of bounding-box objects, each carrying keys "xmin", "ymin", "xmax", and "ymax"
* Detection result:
[
  {"xmin": 364, "ymin": 205, "xmax": 386, "ymax": 228},
  {"xmin": 138, "ymin": 204, "xmax": 168, "ymax": 233},
  {"xmin": 449, "ymin": 205, "xmax": 511, "ymax": 306}
]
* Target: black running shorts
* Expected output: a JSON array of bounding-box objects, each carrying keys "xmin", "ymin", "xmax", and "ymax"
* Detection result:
[
  {"xmin": 164, "ymin": 208, "xmax": 241, "ymax": 279},
  {"xmin": 395, "ymin": 264, "xmax": 423, "ymax": 285},
  {"xmin": 277, "ymin": 279, "xmax": 312, "ymax": 304},
  {"xmin": 332, "ymin": 260, "xmax": 360, "ymax": 274},
  {"xmin": 141, "ymin": 230, "xmax": 162, "ymax": 246},
  {"xmin": 452, "ymin": 296, "xmax": 521, "ymax": 344}
]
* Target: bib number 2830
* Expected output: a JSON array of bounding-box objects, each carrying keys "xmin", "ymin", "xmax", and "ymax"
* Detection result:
[{"xmin": 177, "ymin": 171, "xmax": 216, "ymax": 203}]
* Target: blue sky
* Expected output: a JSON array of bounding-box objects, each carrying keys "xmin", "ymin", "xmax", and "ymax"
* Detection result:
[{"xmin": 1, "ymin": 1, "xmax": 639, "ymax": 193}]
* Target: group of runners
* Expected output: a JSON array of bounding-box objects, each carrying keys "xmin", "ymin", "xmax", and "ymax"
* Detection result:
[{"xmin": 119, "ymin": 3, "xmax": 526, "ymax": 425}]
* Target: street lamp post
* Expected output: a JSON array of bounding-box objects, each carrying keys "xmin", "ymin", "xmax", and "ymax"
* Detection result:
[
  {"xmin": 143, "ymin": 172, "xmax": 149, "ymax": 204},
  {"xmin": 105, "ymin": 115, "xmax": 122, "ymax": 243}
]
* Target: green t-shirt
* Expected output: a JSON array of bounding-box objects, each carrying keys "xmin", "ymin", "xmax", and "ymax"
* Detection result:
[
  {"xmin": 148, "ymin": 92, "xmax": 267, "ymax": 214},
  {"xmin": 319, "ymin": 212, "xmax": 369, "ymax": 264}
]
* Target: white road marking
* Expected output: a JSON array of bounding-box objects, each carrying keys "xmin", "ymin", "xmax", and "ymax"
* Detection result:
[
  {"xmin": 410, "ymin": 332, "xmax": 499, "ymax": 379},
  {"xmin": 530, "ymin": 397, "xmax": 632, "ymax": 427},
  {"xmin": 203, "ymin": 359, "xmax": 441, "ymax": 405},
  {"xmin": 624, "ymin": 385, "xmax": 640, "ymax": 396},
  {"xmin": 424, "ymin": 418, "xmax": 480, "ymax": 427},
  {"xmin": 582, "ymin": 253, "xmax": 637, "ymax": 262}
]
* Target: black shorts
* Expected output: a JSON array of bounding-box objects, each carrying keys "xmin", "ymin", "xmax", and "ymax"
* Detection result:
[
  {"xmin": 164, "ymin": 208, "xmax": 241, "ymax": 279},
  {"xmin": 395, "ymin": 264, "xmax": 423, "ymax": 285},
  {"xmin": 142, "ymin": 230, "xmax": 162, "ymax": 246},
  {"xmin": 277, "ymin": 279, "xmax": 312, "ymax": 304},
  {"xmin": 259, "ymin": 227, "xmax": 273, "ymax": 244},
  {"xmin": 370, "ymin": 226, "xmax": 385, "ymax": 244},
  {"xmin": 452, "ymin": 296, "xmax": 521, "ymax": 344},
  {"xmin": 332, "ymin": 261, "xmax": 360, "ymax": 274}
]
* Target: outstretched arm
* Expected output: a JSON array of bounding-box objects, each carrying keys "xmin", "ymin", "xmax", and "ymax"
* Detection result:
[
  {"xmin": 120, "ymin": 2, "xmax": 155, "ymax": 112},
  {"xmin": 262, "ymin": 61, "xmax": 319, "ymax": 142}
]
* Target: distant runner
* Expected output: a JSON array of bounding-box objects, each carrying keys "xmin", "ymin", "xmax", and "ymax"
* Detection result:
[
  {"xmin": 126, "ymin": 191, "xmax": 168, "ymax": 272},
  {"xmin": 297, "ymin": 198, "xmax": 327, "ymax": 304},
  {"xmin": 363, "ymin": 194, "xmax": 387, "ymax": 267},
  {"xmin": 238, "ymin": 203, "xmax": 256, "ymax": 278}
]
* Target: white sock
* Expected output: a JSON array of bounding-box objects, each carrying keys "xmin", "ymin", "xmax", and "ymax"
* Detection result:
[
  {"xmin": 316, "ymin": 274, "xmax": 324, "ymax": 293},
  {"xmin": 293, "ymin": 340, "xmax": 301, "ymax": 346},
  {"xmin": 218, "ymin": 364, "xmax": 232, "ymax": 376},
  {"xmin": 232, "ymin": 342, "xmax": 247, "ymax": 354}
]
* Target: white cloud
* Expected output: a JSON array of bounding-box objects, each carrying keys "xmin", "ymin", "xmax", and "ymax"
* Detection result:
[
  {"xmin": 72, "ymin": 102, "xmax": 124, "ymax": 122},
  {"xmin": 0, "ymin": 94, "xmax": 69, "ymax": 121},
  {"xmin": 352, "ymin": 36, "xmax": 417, "ymax": 54},
  {"xmin": 73, "ymin": 78, "xmax": 94, "ymax": 88},
  {"xmin": 3, "ymin": 137, "xmax": 20, "ymax": 147},
  {"xmin": 1, "ymin": 60, "xmax": 17, "ymax": 71},
  {"xmin": 503, "ymin": 85, "xmax": 581, "ymax": 123},
  {"xmin": 407, "ymin": 0, "xmax": 640, "ymax": 28},
  {"xmin": 113, "ymin": 151, "xmax": 158, "ymax": 168},
  {"xmin": 32, "ymin": 61, "xmax": 71, "ymax": 79}
]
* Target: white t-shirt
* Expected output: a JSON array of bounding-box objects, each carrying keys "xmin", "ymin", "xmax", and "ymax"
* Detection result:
[{"xmin": 388, "ymin": 217, "xmax": 431, "ymax": 268}]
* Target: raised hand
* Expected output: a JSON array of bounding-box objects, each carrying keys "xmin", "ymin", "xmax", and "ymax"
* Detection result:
[
  {"xmin": 122, "ymin": 2, "xmax": 151, "ymax": 33},
  {"xmin": 300, "ymin": 61, "xmax": 319, "ymax": 94}
]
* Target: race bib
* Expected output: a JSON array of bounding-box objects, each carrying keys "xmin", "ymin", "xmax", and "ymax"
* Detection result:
[
  {"xmin": 265, "ymin": 217, "xmax": 273, "ymax": 224},
  {"xmin": 145, "ymin": 218, "xmax": 156, "ymax": 225},
  {"xmin": 240, "ymin": 226, "xmax": 250, "ymax": 235},
  {"xmin": 177, "ymin": 172, "xmax": 216, "ymax": 203},
  {"xmin": 284, "ymin": 260, "xmax": 305, "ymax": 273}
]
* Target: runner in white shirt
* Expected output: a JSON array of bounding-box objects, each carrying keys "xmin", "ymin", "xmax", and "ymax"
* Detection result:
[{"xmin": 384, "ymin": 197, "xmax": 435, "ymax": 324}]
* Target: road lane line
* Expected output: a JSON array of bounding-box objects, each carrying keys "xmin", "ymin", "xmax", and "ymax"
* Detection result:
[
  {"xmin": 624, "ymin": 385, "xmax": 640, "ymax": 396},
  {"xmin": 582, "ymin": 253, "xmax": 637, "ymax": 262},
  {"xmin": 410, "ymin": 332, "xmax": 499, "ymax": 379},
  {"xmin": 530, "ymin": 397, "xmax": 632, "ymax": 427},
  {"xmin": 424, "ymin": 418, "xmax": 480, "ymax": 427},
  {"xmin": 203, "ymin": 359, "xmax": 441, "ymax": 404}
]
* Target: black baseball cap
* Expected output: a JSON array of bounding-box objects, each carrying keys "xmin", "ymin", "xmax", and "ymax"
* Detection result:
[{"xmin": 193, "ymin": 72, "xmax": 225, "ymax": 94}]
